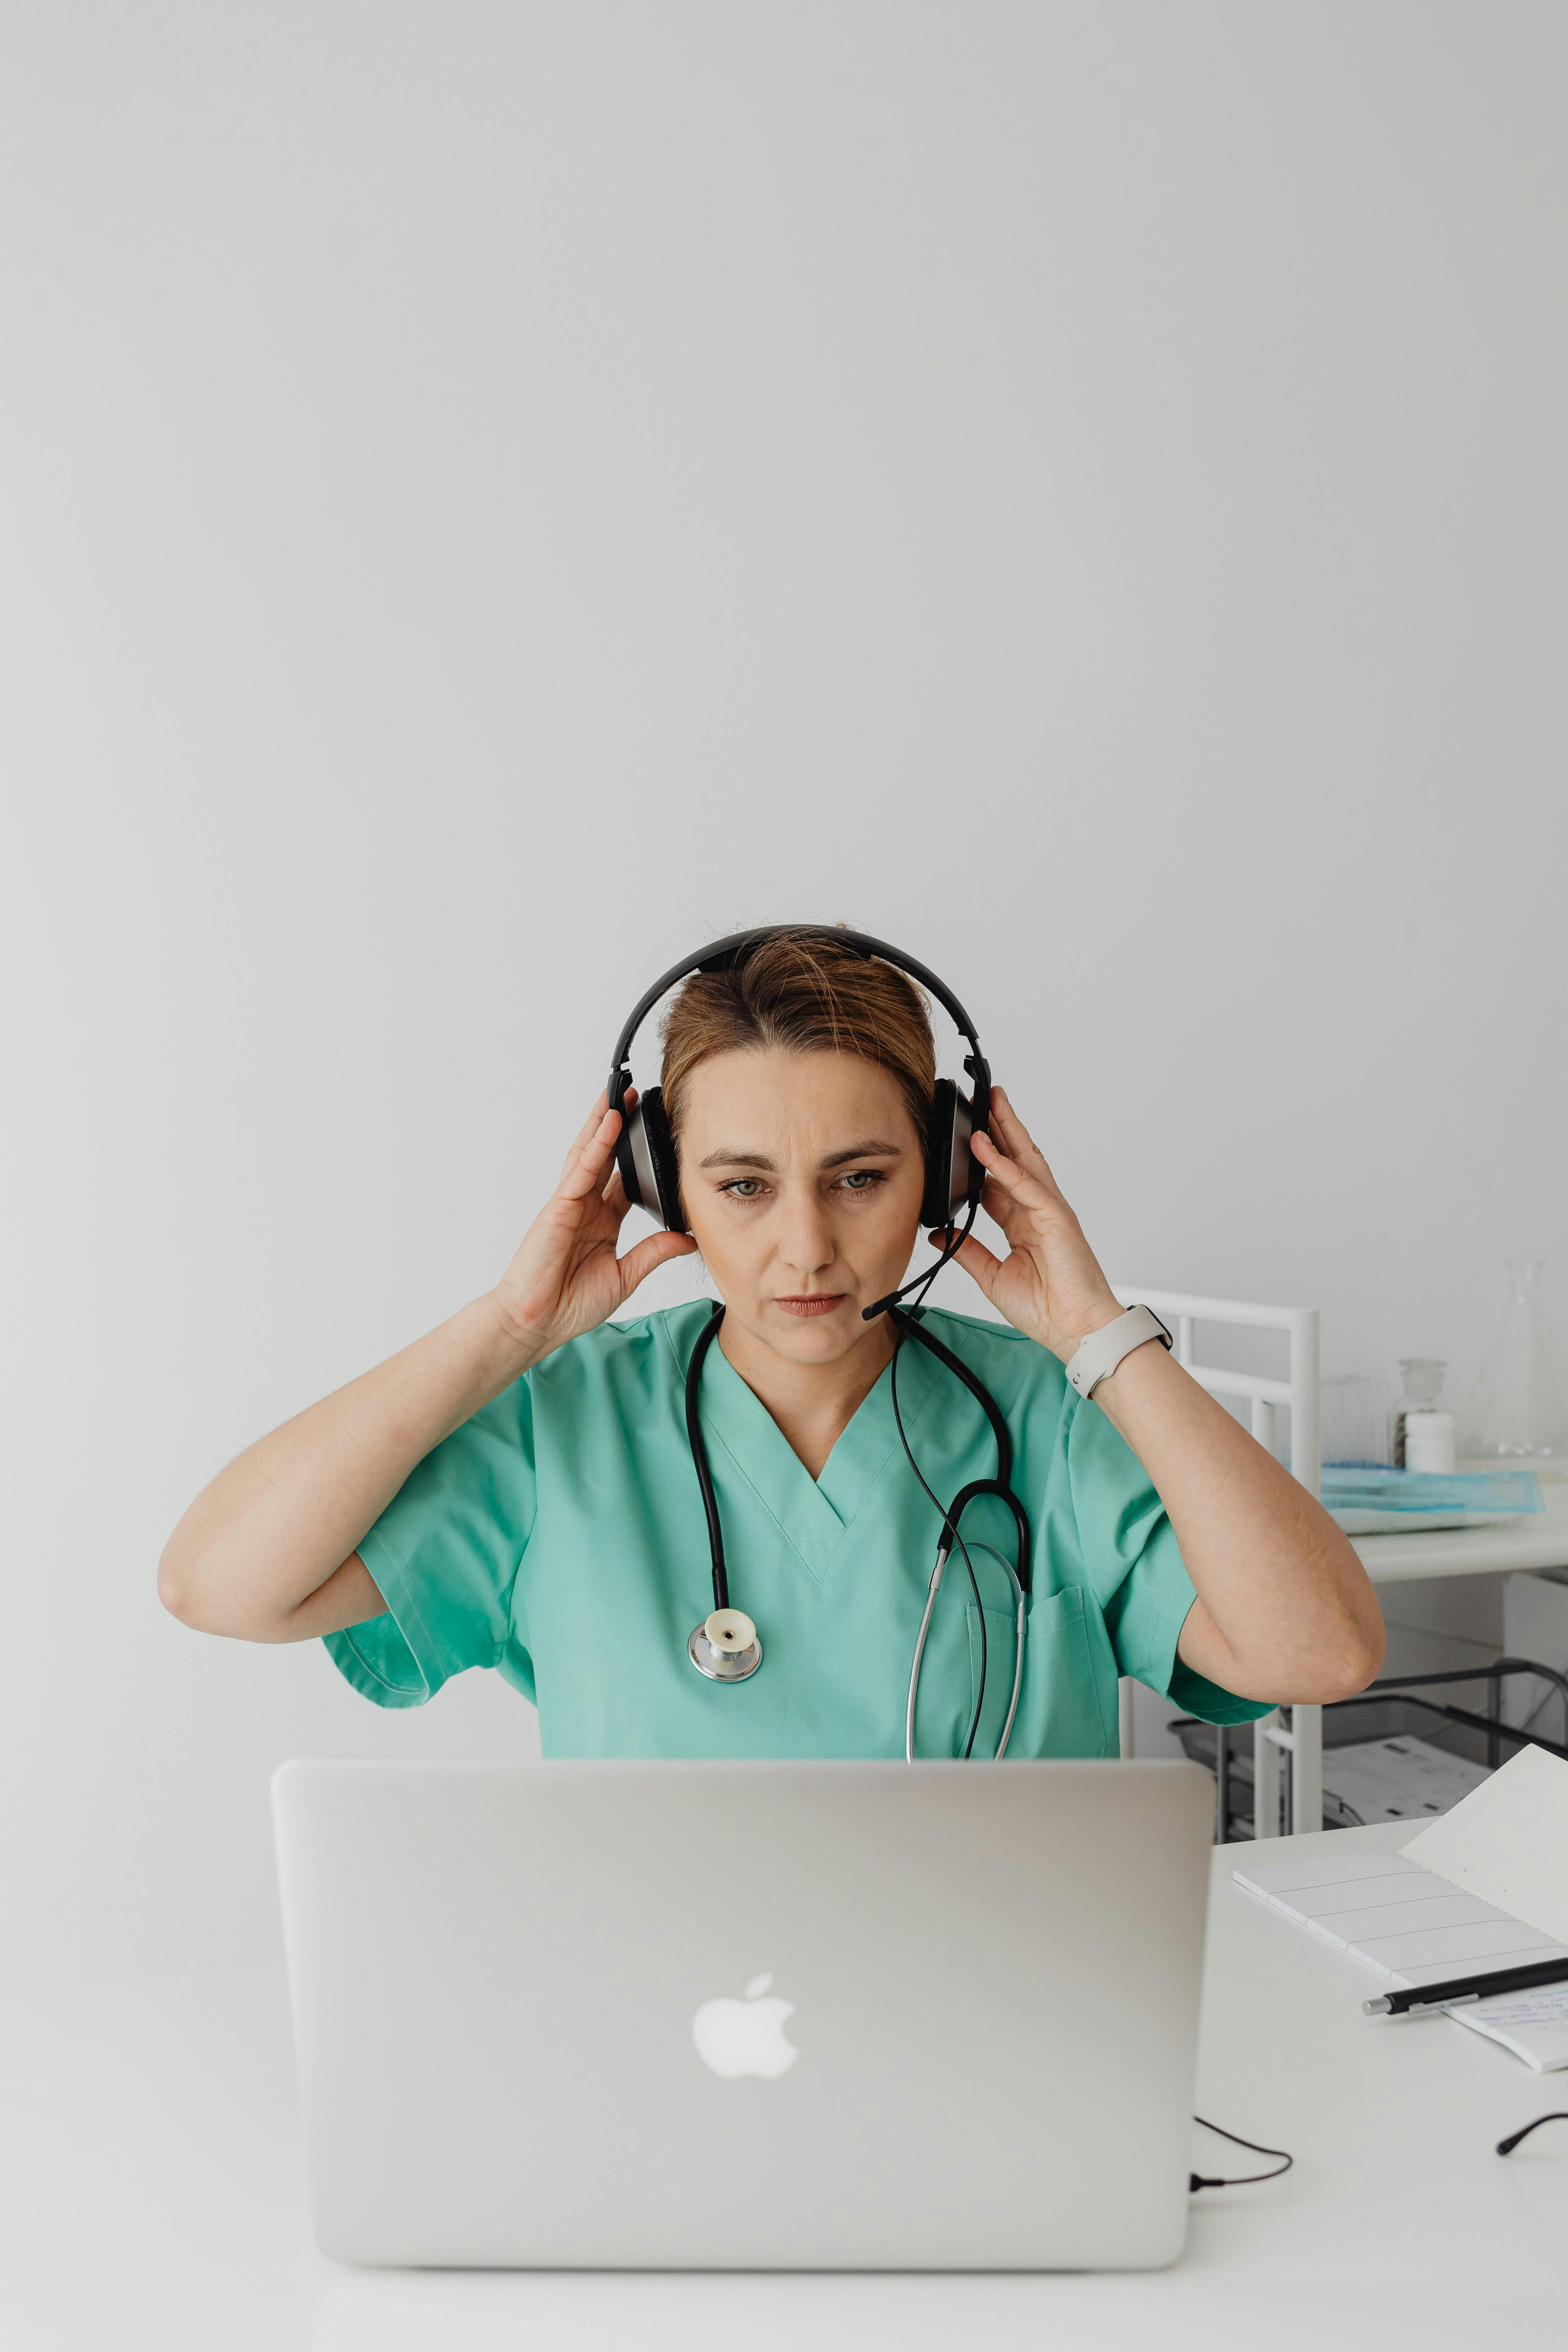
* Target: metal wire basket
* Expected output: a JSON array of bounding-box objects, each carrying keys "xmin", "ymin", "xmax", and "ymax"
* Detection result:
[{"xmin": 1173, "ymin": 1658, "xmax": 1568, "ymax": 1841}]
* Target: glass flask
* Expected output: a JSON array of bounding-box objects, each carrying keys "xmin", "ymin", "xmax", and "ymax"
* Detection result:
[
  {"xmin": 1462, "ymin": 1259, "xmax": 1568, "ymax": 1462},
  {"xmin": 1392, "ymin": 1357, "xmax": 1446, "ymax": 1467}
]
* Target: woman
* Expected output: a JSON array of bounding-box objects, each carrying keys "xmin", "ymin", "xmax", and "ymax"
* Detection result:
[{"xmin": 159, "ymin": 928, "xmax": 1383, "ymax": 1759}]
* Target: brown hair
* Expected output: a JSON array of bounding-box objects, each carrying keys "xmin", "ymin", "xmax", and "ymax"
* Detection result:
[{"xmin": 659, "ymin": 927, "xmax": 936, "ymax": 1142}]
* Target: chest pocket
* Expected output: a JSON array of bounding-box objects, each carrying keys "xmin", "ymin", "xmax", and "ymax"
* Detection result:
[{"xmin": 967, "ymin": 1584, "xmax": 1118, "ymax": 1759}]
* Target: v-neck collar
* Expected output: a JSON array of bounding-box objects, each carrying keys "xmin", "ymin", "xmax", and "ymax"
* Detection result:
[{"xmin": 676, "ymin": 1314, "xmax": 943, "ymax": 1583}]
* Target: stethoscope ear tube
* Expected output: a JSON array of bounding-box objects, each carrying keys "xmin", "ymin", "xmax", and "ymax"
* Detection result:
[
  {"xmin": 905, "ymin": 1546, "xmax": 950, "ymax": 1763},
  {"xmin": 994, "ymin": 1584, "xmax": 1028, "ymax": 1760}
]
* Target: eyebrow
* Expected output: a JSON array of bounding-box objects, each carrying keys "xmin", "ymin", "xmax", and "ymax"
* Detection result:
[{"xmin": 696, "ymin": 1139, "xmax": 906, "ymax": 1171}]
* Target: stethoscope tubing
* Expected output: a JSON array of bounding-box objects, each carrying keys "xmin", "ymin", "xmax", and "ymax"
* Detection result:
[
  {"xmin": 904, "ymin": 1490, "xmax": 1032, "ymax": 1762},
  {"xmin": 903, "ymin": 1562, "xmax": 1025, "ymax": 1769},
  {"xmin": 684, "ymin": 1301, "xmax": 1034, "ymax": 1761},
  {"xmin": 684, "ymin": 1303, "xmax": 731, "ymax": 1615},
  {"xmin": 997, "ymin": 1591, "xmax": 1027, "ymax": 1759},
  {"xmin": 904, "ymin": 1564, "xmax": 1027, "ymax": 1764}
]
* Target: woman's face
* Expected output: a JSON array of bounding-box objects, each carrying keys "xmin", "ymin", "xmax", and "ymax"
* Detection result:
[{"xmin": 677, "ymin": 1048, "xmax": 926, "ymax": 1366}]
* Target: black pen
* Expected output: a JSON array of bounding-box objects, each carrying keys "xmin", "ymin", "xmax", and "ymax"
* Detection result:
[{"xmin": 1363, "ymin": 1955, "xmax": 1568, "ymax": 2018}]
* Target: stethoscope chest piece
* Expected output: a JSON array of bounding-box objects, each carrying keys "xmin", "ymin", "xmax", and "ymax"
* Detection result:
[{"xmin": 688, "ymin": 1607, "xmax": 762, "ymax": 1682}]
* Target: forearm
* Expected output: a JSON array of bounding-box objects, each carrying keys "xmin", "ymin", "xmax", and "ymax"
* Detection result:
[
  {"xmin": 1090, "ymin": 1340, "xmax": 1385, "ymax": 1702},
  {"xmin": 159, "ymin": 1293, "xmax": 537, "ymax": 1640}
]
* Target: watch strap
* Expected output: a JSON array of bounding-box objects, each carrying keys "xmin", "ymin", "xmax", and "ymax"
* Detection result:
[{"xmin": 1064, "ymin": 1304, "xmax": 1174, "ymax": 1399}]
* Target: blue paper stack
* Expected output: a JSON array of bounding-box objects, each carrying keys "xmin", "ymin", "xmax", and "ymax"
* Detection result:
[{"xmin": 1319, "ymin": 1467, "xmax": 1544, "ymax": 1535}]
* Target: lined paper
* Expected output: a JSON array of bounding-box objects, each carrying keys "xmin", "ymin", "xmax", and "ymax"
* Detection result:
[{"xmin": 1234, "ymin": 1850, "xmax": 1568, "ymax": 2068}]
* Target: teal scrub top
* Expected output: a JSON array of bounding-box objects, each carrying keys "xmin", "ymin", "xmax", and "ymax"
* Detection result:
[{"xmin": 326, "ymin": 1300, "xmax": 1273, "ymax": 1758}]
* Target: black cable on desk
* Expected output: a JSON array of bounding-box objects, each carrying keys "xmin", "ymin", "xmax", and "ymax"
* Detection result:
[
  {"xmin": 1497, "ymin": 2112, "xmax": 1568, "ymax": 2156},
  {"xmin": 1189, "ymin": 2117, "xmax": 1295, "ymax": 2191}
]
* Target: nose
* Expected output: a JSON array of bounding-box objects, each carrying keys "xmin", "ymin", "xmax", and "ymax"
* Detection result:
[{"xmin": 775, "ymin": 1182, "xmax": 836, "ymax": 1281}]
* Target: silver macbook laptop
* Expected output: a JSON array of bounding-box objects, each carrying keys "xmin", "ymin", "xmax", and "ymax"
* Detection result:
[{"xmin": 272, "ymin": 1757, "xmax": 1213, "ymax": 2270}]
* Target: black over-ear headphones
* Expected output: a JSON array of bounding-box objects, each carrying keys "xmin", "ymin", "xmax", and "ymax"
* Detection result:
[{"xmin": 607, "ymin": 927, "xmax": 992, "ymax": 1294}]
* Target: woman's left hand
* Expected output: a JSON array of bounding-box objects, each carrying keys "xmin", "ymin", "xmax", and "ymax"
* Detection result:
[{"xmin": 943, "ymin": 1087, "xmax": 1124, "ymax": 1362}]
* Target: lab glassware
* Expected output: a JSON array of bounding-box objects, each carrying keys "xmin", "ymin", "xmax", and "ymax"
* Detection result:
[
  {"xmin": 1392, "ymin": 1357, "xmax": 1447, "ymax": 1468},
  {"xmin": 1462, "ymin": 1259, "xmax": 1568, "ymax": 1462},
  {"xmin": 1320, "ymin": 1374, "xmax": 1393, "ymax": 1468}
]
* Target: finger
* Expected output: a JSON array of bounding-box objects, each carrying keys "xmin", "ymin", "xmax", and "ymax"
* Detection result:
[
  {"xmin": 617, "ymin": 1228, "xmax": 698, "ymax": 1293},
  {"xmin": 970, "ymin": 1128, "xmax": 1056, "ymax": 1210},
  {"xmin": 602, "ymin": 1167, "xmax": 630, "ymax": 1218},
  {"xmin": 990, "ymin": 1084, "xmax": 1032, "ymax": 1141},
  {"xmin": 947, "ymin": 1231, "xmax": 1004, "ymax": 1298},
  {"xmin": 558, "ymin": 1103, "xmax": 623, "ymax": 1202},
  {"xmin": 974, "ymin": 1121, "xmax": 1042, "ymax": 1187},
  {"xmin": 558, "ymin": 1093, "xmax": 612, "ymax": 1188},
  {"xmin": 988, "ymin": 1088, "xmax": 1064, "ymax": 1197},
  {"xmin": 977, "ymin": 1173, "xmax": 1025, "ymax": 1232}
]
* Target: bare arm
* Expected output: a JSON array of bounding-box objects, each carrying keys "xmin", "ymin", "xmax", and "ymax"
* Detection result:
[
  {"xmin": 157, "ymin": 1295, "xmax": 535, "ymax": 1642},
  {"xmin": 158, "ymin": 1096, "xmax": 695, "ymax": 1643},
  {"xmin": 1085, "ymin": 1337, "xmax": 1383, "ymax": 1702},
  {"xmin": 953, "ymin": 1091, "xmax": 1384, "ymax": 1704}
]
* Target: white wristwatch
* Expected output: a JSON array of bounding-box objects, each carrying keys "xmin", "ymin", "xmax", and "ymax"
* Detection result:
[{"xmin": 1064, "ymin": 1304, "xmax": 1174, "ymax": 1399}]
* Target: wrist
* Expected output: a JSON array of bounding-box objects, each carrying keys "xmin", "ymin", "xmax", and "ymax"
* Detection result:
[
  {"xmin": 478, "ymin": 1289, "xmax": 548, "ymax": 1381},
  {"xmin": 1049, "ymin": 1294, "xmax": 1125, "ymax": 1359},
  {"xmin": 1062, "ymin": 1303, "xmax": 1174, "ymax": 1399}
]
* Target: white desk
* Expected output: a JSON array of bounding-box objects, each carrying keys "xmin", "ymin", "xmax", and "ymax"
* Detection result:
[{"xmin": 5, "ymin": 1820, "xmax": 1564, "ymax": 2351}]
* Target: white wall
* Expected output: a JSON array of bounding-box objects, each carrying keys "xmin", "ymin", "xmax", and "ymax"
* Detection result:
[{"xmin": 4, "ymin": 0, "xmax": 1565, "ymax": 1984}]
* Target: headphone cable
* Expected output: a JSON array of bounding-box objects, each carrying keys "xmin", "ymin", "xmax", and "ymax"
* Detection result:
[{"xmin": 888, "ymin": 1205, "xmax": 989, "ymax": 1758}]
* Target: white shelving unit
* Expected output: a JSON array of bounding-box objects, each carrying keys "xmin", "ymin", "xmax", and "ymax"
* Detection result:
[{"xmin": 1108, "ymin": 1283, "xmax": 1322, "ymax": 1836}]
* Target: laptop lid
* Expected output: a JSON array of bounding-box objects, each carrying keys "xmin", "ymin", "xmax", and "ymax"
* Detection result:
[{"xmin": 272, "ymin": 1757, "xmax": 1213, "ymax": 2271}]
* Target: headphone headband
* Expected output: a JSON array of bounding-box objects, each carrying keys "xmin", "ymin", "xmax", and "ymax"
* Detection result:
[
  {"xmin": 607, "ymin": 925, "xmax": 992, "ymax": 1269},
  {"xmin": 607, "ymin": 925, "xmax": 984, "ymax": 1100}
]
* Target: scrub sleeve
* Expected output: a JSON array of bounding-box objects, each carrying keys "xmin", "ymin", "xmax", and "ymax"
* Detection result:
[{"xmin": 325, "ymin": 1376, "xmax": 540, "ymax": 1710}]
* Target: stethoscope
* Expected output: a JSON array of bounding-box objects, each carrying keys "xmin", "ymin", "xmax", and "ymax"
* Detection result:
[{"xmin": 683, "ymin": 1301, "xmax": 1033, "ymax": 1760}]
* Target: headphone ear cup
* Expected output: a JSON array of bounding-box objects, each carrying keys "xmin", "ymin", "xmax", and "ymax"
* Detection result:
[
  {"xmin": 637, "ymin": 1085, "xmax": 688, "ymax": 1233},
  {"xmin": 921, "ymin": 1079, "xmax": 957, "ymax": 1228},
  {"xmin": 951, "ymin": 1083, "xmax": 976, "ymax": 1212},
  {"xmin": 614, "ymin": 1097, "xmax": 650, "ymax": 1219},
  {"xmin": 920, "ymin": 1079, "xmax": 976, "ymax": 1229},
  {"xmin": 614, "ymin": 1085, "xmax": 688, "ymax": 1232},
  {"xmin": 615, "ymin": 1096, "xmax": 656, "ymax": 1224}
]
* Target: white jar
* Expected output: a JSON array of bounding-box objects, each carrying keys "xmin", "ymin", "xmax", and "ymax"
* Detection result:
[{"xmin": 1404, "ymin": 1411, "xmax": 1456, "ymax": 1474}]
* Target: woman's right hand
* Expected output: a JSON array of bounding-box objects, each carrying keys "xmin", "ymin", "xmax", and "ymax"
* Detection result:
[{"xmin": 490, "ymin": 1094, "xmax": 698, "ymax": 1364}]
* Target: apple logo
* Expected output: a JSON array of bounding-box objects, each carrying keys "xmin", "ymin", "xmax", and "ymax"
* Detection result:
[{"xmin": 691, "ymin": 1972, "xmax": 800, "ymax": 2079}]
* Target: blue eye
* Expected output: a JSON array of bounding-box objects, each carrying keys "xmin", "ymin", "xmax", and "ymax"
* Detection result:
[
  {"xmin": 724, "ymin": 1179, "xmax": 766, "ymax": 1199},
  {"xmin": 839, "ymin": 1170, "xmax": 884, "ymax": 1192}
]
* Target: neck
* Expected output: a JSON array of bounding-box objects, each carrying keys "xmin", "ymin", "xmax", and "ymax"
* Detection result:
[{"xmin": 717, "ymin": 1308, "xmax": 897, "ymax": 1480}]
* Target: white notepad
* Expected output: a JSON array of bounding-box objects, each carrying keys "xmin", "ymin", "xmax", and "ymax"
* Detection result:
[
  {"xmin": 1233, "ymin": 1848, "xmax": 1568, "ymax": 2071},
  {"xmin": 1402, "ymin": 1743, "xmax": 1568, "ymax": 1944}
]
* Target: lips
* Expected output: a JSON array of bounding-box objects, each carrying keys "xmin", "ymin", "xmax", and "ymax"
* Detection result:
[{"xmin": 774, "ymin": 1295, "xmax": 846, "ymax": 1317}]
